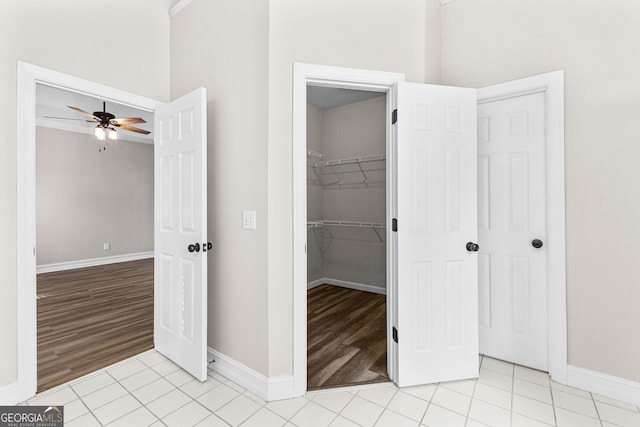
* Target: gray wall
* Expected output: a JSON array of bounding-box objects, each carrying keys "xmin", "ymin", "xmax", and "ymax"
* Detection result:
[
  {"xmin": 36, "ymin": 127, "xmax": 154, "ymax": 265},
  {"xmin": 307, "ymin": 95, "xmax": 387, "ymax": 289},
  {"xmin": 441, "ymin": 0, "xmax": 640, "ymax": 383}
]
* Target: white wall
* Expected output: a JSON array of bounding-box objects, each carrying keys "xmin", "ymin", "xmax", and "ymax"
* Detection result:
[
  {"xmin": 36, "ymin": 127, "xmax": 153, "ymax": 265},
  {"xmin": 441, "ymin": 0, "xmax": 640, "ymax": 382},
  {"xmin": 0, "ymin": 0, "xmax": 169, "ymax": 391},
  {"xmin": 267, "ymin": 0, "xmax": 441, "ymax": 376},
  {"xmin": 170, "ymin": 0, "xmax": 270, "ymax": 375}
]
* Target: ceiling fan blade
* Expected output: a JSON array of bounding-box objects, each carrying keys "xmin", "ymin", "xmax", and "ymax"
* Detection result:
[
  {"xmin": 42, "ymin": 116, "xmax": 89, "ymax": 121},
  {"xmin": 119, "ymin": 124, "xmax": 151, "ymax": 135},
  {"xmin": 110, "ymin": 117, "xmax": 146, "ymax": 125},
  {"xmin": 68, "ymin": 106, "xmax": 100, "ymax": 121}
]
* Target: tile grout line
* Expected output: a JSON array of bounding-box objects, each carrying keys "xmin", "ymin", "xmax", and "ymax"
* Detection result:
[
  {"xmin": 589, "ymin": 390, "xmax": 605, "ymax": 427},
  {"xmin": 281, "ymin": 393, "xmax": 312, "ymax": 424},
  {"xmin": 333, "ymin": 388, "xmax": 359, "ymax": 425},
  {"xmin": 548, "ymin": 377, "xmax": 558, "ymax": 427},
  {"xmin": 372, "ymin": 385, "xmax": 400, "ymax": 426},
  {"xmin": 551, "ymin": 391, "xmax": 605, "ymax": 422},
  {"xmin": 463, "ymin": 377, "xmax": 479, "ymax": 427},
  {"xmin": 67, "ymin": 381, "xmax": 97, "ymax": 425},
  {"xmin": 214, "ymin": 393, "xmax": 262, "ymax": 426},
  {"xmin": 509, "ymin": 360, "xmax": 515, "ymax": 427},
  {"xmin": 420, "ymin": 382, "xmax": 439, "ymax": 426},
  {"xmin": 100, "ymin": 366, "xmax": 165, "ymax": 426}
]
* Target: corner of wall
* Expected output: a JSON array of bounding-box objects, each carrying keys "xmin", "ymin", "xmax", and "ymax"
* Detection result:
[{"xmin": 208, "ymin": 348, "xmax": 297, "ymax": 401}]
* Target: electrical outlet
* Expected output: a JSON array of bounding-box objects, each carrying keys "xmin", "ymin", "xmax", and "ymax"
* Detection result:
[
  {"xmin": 243, "ymin": 210, "xmax": 256, "ymax": 230},
  {"xmin": 103, "ymin": 242, "xmax": 110, "ymax": 250}
]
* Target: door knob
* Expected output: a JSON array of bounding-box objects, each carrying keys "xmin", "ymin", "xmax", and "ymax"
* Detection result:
[
  {"xmin": 203, "ymin": 242, "xmax": 213, "ymax": 252},
  {"xmin": 466, "ymin": 242, "xmax": 480, "ymax": 252},
  {"xmin": 531, "ymin": 239, "xmax": 543, "ymax": 249},
  {"xmin": 188, "ymin": 243, "xmax": 201, "ymax": 253}
]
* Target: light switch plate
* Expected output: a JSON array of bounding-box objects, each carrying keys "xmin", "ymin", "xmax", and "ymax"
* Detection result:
[{"xmin": 243, "ymin": 210, "xmax": 256, "ymax": 230}]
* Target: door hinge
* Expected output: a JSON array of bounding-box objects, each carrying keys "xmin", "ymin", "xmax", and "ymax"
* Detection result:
[
  {"xmin": 393, "ymin": 327, "xmax": 398, "ymax": 343},
  {"xmin": 392, "ymin": 109, "xmax": 398, "ymax": 125},
  {"xmin": 392, "ymin": 218, "xmax": 398, "ymax": 232}
]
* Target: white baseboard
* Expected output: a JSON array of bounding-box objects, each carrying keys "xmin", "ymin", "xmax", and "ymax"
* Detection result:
[
  {"xmin": 567, "ymin": 364, "xmax": 640, "ymax": 406},
  {"xmin": 208, "ymin": 348, "xmax": 297, "ymax": 401},
  {"xmin": 307, "ymin": 277, "xmax": 386, "ymax": 295},
  {"xmin": 0, "ymin": 382, "xmax": 18, "ymax": 405},
  {"xmin": 37, "ymin": 251, "xmax": 154, "ymax": 273}
]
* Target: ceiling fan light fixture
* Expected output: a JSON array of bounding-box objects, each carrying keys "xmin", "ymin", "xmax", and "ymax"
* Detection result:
[
  {"xmin": 94, "ymin": 125, "xmax": 106, "ymax": 140},
  {"xmin": 108, "ymin": 127, "xmax": 118, "ymax": 140}
]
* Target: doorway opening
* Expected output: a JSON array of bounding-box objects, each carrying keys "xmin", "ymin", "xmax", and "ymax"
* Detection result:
[
  {"xmin": 34, "ymin": 83, "xmax": 155, "ymax": 391},
  {"xmin": 17, "ymin": 62, "xmax": 163, "ymax": 402},
  {"xmin": 292, "ymin": 64, "xmax": 405, "ymax": 396},
  {"xmin": 306, "ymin": 86, "xmax": 389, "ymax": 390}
]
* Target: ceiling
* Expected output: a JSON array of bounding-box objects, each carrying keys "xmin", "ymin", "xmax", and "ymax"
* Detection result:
[
  {"xmin": 307, "ymin": 86, "xmax": 385, "ymax": 110},
  {"xmin": 36, "ymin": 84, "xmax": 154, "ymax": 144}
]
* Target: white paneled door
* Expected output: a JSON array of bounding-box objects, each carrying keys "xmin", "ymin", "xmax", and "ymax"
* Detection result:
[
  {"xmin": 395, "ymin": 82, "xmax": 479, "ymax": 386},
  {"xmin": 154, "ymin": 88, "xmax": 208, "ymax": 381},
  {"xmin": 477, "ymin": 91, "xmax": 548, "ymax": 371}
]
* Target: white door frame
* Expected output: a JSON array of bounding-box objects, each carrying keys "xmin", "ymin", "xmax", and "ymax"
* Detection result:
[
  {"xmin": 292, "ymin": 63, "xmax": 405, "ymax": 396},
  {"xmin": 292, "ymin": 65, "xmax": 567, "ymax": 396},
  {"xmin": 478, "ymin": 71, "xmax": 567, "ymax": 383},
  {"xmin": 16, "ymin": 61, "xmax": 163, "ymax": 402}
]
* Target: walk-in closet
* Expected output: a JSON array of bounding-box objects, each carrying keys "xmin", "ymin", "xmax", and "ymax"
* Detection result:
[{"xmin": 306, "ymin": 86, "xmax": 389, "ymax": 390}]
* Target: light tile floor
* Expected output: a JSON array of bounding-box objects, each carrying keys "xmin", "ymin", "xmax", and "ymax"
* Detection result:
[{"xmin": 22, "ymin": 350, "xmax": 640, "ymax": 426}]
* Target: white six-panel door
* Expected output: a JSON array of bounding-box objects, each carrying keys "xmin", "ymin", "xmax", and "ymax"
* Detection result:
[
  {"xmin": 477, "ymin": 91, "xmax": 548, "ymax": 371},
  {"xmin": 154, "ymin": 88, "xmax": 208, "ymax": 381},
  {"xmin": 395, "ymin": 82, "xmax": 479, "ymax": 386}
]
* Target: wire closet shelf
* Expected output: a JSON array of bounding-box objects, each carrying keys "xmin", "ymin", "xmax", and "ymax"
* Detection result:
[{"xmin": 307, "ymin": 150, "xmax": 386, "ymax": 187}]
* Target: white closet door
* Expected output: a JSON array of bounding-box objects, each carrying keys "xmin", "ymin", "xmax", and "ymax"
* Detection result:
[
  {"xmin": 154, "ymin": 87, "xmax": 208, "ymax": 381},
  {"xmin": 395, "ymin": 82, "xmax": 479, "ymax": 386},
  {"xmin": 477, "ymin": 91, "xmax": 548, "ymax": 371}
]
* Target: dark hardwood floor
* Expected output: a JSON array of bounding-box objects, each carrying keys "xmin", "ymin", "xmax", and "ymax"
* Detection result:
[
  {"xmin": 307, "ymin": 284, "xmax": 389, "ymax": 390},
  {"xmin": 37, "ymin": 258, "xmax": 154, "ymax": 392}
]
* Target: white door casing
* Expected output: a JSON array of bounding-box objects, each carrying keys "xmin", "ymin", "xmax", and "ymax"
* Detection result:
[
  {"xmin": 477, "ymin": 92, "xmax": 549, "ymax": 371},
  {"xmin": 17, "ymin": 62, "xmax": 164, "ymax": 403},
  {"xmin": 292, "ymin": 63, "xmax": 406, "ymax": 396},
  {"xmin": 154, "ymin": 88, "xmax": 208, "ymax": 381},
  {"xmin": 395, "ymin": 82, "xmax": 479, "ymax": 386}
]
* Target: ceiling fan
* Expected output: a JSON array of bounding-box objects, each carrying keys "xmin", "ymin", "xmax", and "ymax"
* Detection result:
[{"xmin": 45, "ymin": 101, "xmax": 151, "ymax": 141}]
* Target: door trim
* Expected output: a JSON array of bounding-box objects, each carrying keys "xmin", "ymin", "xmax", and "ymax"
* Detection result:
[
  {"xmin": 478, "ymin": 70, "xmax": 567, "ymax": 383},
  {"xmin": 16, "ymin": 62, "xmax": 163, "ymax": 402},
  {"xmin": 292, "ymin": 63, "xmax": 405, "ymax": 396}
]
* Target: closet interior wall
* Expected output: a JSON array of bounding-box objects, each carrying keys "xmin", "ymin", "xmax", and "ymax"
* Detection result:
[{"xmin": 307, "ymin": 94, "xmax": 387, "ymax": 292}]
